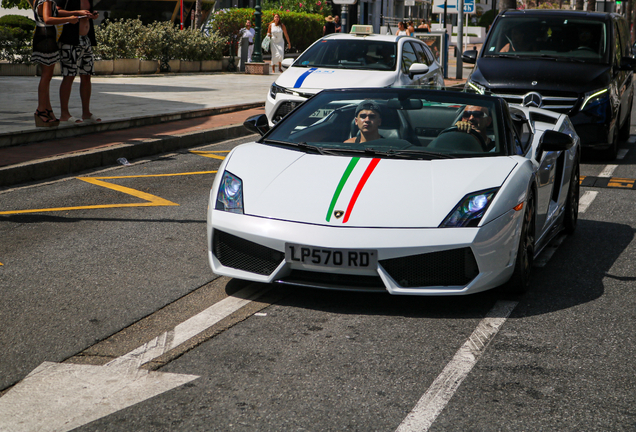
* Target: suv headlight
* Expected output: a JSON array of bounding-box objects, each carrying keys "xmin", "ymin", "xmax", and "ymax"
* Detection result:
[
  {"xmin": 215, "ymin": 171, "xmax": 244, "ymax": 214},
  {"xmin": 466, "ymin": 79, "xmax": 487, "ymax": 95},
  {"xmin": 270, "ymin": 83, "xmax": 294, "ymax": 99},
  {"xmin": 580, "ymin": 87, "xmax": 609, "ymax": 111},
  {"xmin": 440, "ymin": 188, "xmax": 498, "ymax": 227}
]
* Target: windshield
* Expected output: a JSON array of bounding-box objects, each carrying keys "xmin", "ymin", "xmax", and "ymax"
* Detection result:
[
  {"xmin": 294, "ymin": 39, "xmax": 397, "ymax": 71},
  {"xmin": 485, "ymin": 16, "xmax": 608, "ymax": 64},
  {"xmin": 264, "ymin": 90, "xmax": 504, "ymax": 158}
]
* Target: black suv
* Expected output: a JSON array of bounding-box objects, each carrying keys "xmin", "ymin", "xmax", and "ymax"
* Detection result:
[{"xmin": 463, "ymin": 10, "xmax": 635, "ymax": 159}]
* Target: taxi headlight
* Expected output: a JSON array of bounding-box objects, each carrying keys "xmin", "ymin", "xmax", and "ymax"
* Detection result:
[
  {"xmin": 270, "ymin": 83, "xmax": 294, "ymax": 99},
  {"xmin": 580, "ymin": 87, "xmax": 609, "ymax": 111},
  {"xmin": 440, "ymin": 188, "xmax": 498, "ymax": 227},
  {"xmin": 215, "ymin": 171, "xmax": 244, "ymax": 214}
]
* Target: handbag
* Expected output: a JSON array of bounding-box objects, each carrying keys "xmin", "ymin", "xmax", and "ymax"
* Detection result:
[{"xmin": 261, "ymin": 35, "xmax": 270, "ymax": 52}]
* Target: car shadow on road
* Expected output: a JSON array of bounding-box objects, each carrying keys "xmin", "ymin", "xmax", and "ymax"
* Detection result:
[{"xmin": 225, "ymin": 219, "xmax": 632, "ymax": 321}]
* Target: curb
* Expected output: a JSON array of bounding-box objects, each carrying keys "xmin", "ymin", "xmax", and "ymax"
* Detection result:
[
  {"xmin": 0, "ymin": 123, "xmax": 253, "ymax": 188},
  {"xmin": 0, "ymin": 102, "xmax": 264, "ymax": 149}
]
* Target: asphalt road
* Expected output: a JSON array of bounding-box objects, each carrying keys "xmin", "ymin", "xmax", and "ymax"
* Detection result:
[{"xmin": 1, "ymin": 126, "xmax": 635, "ymax": 430}]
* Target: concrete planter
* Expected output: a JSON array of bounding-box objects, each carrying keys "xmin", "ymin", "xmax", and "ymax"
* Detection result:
[
  {"xmin": 168, "ymin": 60, "xmax": 180, "ymax": 73},
  {"xmin": 222, "ymin": 56, "xmax": 239, "ymax": 71},
  {"xmin": 245, "ymin": 62, "xmax": 270, "ymax": 75},
  {"xmin": 139, "ymin": 60, "xmax": 158, "ymax": 74},
  {"xmin": 94, "ymin": 60, "xmax": 113, "ymax": 75},
  {"xmin": 0, "ymin": 63, "xmax": 37, "ymax": 76},
  {"xmin": 113, "ymin": 58, "xmax": 140, "ymax": 75},
  {"xmin": 201, "ymin": 60, "xmax": 222, "ymax": 72},
  {"xmin": 180, "ymin": 61, "xmax": 201, "ymax": 73}
]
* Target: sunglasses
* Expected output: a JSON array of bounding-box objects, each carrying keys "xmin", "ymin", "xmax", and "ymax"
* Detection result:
[
  {"xmin": 358, "ymin": 113, "xmax": 377, "ymax": 120},
  {"xmin": 462, "ymin": 110, "xmax": 486, "ymax": 119}
]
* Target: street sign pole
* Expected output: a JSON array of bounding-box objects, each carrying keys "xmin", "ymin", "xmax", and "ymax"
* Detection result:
[{"xmin": 456, "ymin": 0, "xmax": 463, "ymax": 79}]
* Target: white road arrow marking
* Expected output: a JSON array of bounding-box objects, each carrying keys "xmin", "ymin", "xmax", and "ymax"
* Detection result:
[{"xmin": 0, "ymin": 284, "xmax": 268, "ymax": 432}]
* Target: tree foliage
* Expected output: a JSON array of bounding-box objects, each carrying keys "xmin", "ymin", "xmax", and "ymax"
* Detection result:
[{"xmin": 1, "ymin": 0, "xmax": 31, "ymax": 10}]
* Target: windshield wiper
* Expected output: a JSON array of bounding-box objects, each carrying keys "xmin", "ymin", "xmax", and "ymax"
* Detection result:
[
  {"xmin": 362, "ymin": 147, "xmax": 456, "ymax": 160},
  {"xmin": 263, "ymin": 139, "xmax": 328, "ymax": 155}
]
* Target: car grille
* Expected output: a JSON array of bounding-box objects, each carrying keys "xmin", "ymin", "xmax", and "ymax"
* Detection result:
[
  {"xmin": 379, "ymin": 247, "xmax": 479, "ymax": 288},
  {"xmin": 273, "ymin": 100, "xmax": 305, "ymax": 123},
  {"xmin": 493, "ymin": 90, "xmax": 579, "ymax": 114},
  {"xmin": 212, "ymin": 230, "xmax": 284, "ymax": 276},
  {"xmin": 277, "ymin": 270, "xmax": 386, "ymax": 291}
]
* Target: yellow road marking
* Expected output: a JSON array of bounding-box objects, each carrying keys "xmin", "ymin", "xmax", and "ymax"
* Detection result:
[
  {"xmin": 190, "ymin": 151, "xmax": 229, "ymax": 160},
  {"xmin": 0, "ymin": 171, "xmax": 218, "ymax": 216},
  {"xmin": 607, "ymin": 177, "xmax": 635, "ymax": 188}
]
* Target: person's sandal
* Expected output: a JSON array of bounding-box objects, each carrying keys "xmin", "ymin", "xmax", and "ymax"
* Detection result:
[{"xmin": 34, "ymin": 110, "xmax": 59, "ymax": 128}]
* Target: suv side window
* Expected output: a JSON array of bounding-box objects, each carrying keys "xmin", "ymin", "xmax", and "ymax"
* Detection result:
[
  {"xmin": 412, "ymin": 42, "xmax": 433, "ymax": 66},
  {"xmin": 614, "ymin": 21, "xmax": 623, "ymax": 68},
  {"xmin": 401, "ymin": 43, "xmax": 418, "ymax": 74}
]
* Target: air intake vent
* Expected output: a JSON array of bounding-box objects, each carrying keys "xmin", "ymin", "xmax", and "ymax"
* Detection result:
[
  {"xmin": 213, "ymin": 230, "xmax": 283, "ymax": 276},
  {"xmin": 380, "ymin": 247, "xmax": 479, "ymax": 288}
]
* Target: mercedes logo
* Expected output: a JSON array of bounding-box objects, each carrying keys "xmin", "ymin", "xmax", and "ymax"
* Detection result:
[{"xmin": 522, "ymin": 92, "xmax": 543, "ymax": 108}]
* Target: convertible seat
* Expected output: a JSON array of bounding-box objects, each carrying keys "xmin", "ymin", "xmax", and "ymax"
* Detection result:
[{"xmin": 429, "ymin": 130, "xmax": 483, "ymax": 152}]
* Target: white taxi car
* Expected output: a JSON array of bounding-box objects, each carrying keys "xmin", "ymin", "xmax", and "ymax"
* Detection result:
[{"xmin": 265, "ymin": 25, "xmax": 445, "ymax": 125}]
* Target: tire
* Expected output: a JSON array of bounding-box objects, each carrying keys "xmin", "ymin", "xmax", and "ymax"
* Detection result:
[
  {"xmin": 563, "ymin": 161, "xmax": 580, "ymax": 235},
  {"xmin": 599, "ymin": 125, "xmax": 618, "ymax": 160},
  {"xmin": 503, "ymin": 191, "xmax": 535, "ymax": 296},
  {"xmin": 619, "ymin": 104, "xmax": 632, "ymax": 142}
]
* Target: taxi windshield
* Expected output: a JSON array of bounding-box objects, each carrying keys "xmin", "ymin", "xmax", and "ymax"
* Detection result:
[
  {"xmin": 293, "ymin": 39, "xmax": 397, "ymax": 71},
  {"xmin": 485, "ymin": 16, "xmax": 609, "ymax": 64},
  {"xmin": 265, "ymin": 90, "xmax": 504, "ymax": 159}
]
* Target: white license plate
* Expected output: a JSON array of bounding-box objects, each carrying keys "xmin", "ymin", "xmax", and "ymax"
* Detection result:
[{"xmin": 285, "ymin": 244, "xmax": 378, "ymax": 269}]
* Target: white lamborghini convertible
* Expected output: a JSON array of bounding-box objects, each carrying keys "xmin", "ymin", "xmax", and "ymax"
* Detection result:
[{"xmin": 207, "ymin": 88, "xmax": 580, "ymax": 295}]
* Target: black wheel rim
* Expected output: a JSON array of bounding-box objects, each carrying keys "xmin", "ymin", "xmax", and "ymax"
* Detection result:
[
  {"xmin": 522, "ymin": 198, "xmax": 535, "ymax": 282},
  {"xmin": 570, "ymin": 167, "xmax": 580, "ymax": 226}
]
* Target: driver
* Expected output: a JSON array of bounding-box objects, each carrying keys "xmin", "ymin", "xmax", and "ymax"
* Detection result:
[
  {"xmin": 345, "ymin": 101, "xmax": 383, "ymax": 144},
  {"xmin": 455, "ymin": 105, "xmax": 493, "ymax": 150},
  {"xmin": 501, "ymin": 26, "xmax": 535, "ymax": 52}
]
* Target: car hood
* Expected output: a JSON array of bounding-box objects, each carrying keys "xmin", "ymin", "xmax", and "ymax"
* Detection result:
[
  {"xmin": 473, "ymin": 57, "xmax": 611, "ymax": 93},
  {"xmin": 225, "ymin": 144, "xmax": 518, "ymax": 228},
  {"xmin": 276, "ymin": 66, "xmax": 397, "ymax": 93}
]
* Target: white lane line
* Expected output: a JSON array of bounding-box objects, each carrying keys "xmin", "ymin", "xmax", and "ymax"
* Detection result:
[
  {"xmin": 107, "ymin": 284, "xmax": 269, "ymax": 370},
  {"xmin": 395, "ymin": 300, "xmax": 518, "ymax": 432},
  {"xmin": 617, "ymin": 149, "xmax": 629, "ymax": 160},
  {"xmin": 0, "ymin": 285, "xmax": 269, "ymax": 432},
  {"xmin": 598, "ymin": 164, "xmax": 618, "ymax": 178},
  {"xmin": 579, "ymin": 190, "xmax": 598, "ymax": 214}
]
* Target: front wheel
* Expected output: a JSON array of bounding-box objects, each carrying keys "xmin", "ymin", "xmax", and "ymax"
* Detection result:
[
  {"xmin": 503, "ymin": 191, "xmax": 535, "ymax": 296},
  {"xmin": 563, "ymin": 161, "xmax": 580, "ymax": 235}
]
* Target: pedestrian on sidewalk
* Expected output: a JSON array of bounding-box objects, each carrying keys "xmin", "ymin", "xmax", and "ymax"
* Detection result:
[
  {"xmin": 240, "ymin": 20, "xmax": 255, "ymax": 62},
  {"xmin": 31, "ymin": 0, "xmax": 81, "ymax": 127},
  {"xmin": 267, "ymin": 13, "xmax": 291, "ymax": 73},
  {"xmin": 323, "ymin": 15, "xmax": 335, "ymax": 36},
  {"xmin": 57, "ymin": 0, "xmax": 101, "ymax": 125}
]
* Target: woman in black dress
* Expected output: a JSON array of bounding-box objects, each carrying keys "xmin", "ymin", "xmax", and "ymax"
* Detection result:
[{"xmin": 31, "ymin": 0, "xmax": 84, "ymax": 126}]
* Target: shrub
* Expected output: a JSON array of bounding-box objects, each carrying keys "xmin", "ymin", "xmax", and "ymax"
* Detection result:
[
  {"xmin": 0, "ymin": 15, "xmax": 34, "ymax": 63},
  {"xmin": 210, "ymin": 8, "xmax": 323, "ymax": 54},
  {"xmin": 95, "ymin": 18, "xmax": 227, "ymax": 62},
  {"xmin": 261, "ymin": 0, "xmax": 332, "ymax": 16},
  {"xmin": 0, "ymin": 14, "xmax": 36, "ymax": 32}
]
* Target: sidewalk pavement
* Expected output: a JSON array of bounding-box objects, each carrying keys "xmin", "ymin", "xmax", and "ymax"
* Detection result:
[{"xmin": 0, "ymin": 70, "xmax": 466, "ymax": 188}]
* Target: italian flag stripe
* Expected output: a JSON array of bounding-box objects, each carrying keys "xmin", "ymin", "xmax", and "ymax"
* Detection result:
[
  {"xmin": 326, "ymin": 157, "xmax": 360, "ymax": 222},
  {"xmin": 342, "ymin": 158, "xmax": 381, "ymax": 223}
]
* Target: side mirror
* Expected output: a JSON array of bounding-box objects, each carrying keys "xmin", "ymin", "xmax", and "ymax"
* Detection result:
[
  {"xmin": 535, "ymin": 130, "xmax": 574, "ymax": 160},
  {"xmin": 281, "ymin": 58, "xmax": 294, "ymax": 69},
  {"xmin": 408, "ymin": 63, "xmax": 429, "ymax": 79},
  {"xmin": 462, "ymin": 49, "xmax": 478, "ymax": 64},
  {"xmin": 243, "ymin": 114, "xmax": 270, "ymax": 136}
]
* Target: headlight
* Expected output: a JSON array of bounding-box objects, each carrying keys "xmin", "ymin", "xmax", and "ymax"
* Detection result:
[
  {"xmin": 215, "ymin": 171, "xmax": 244, "ymax": 214},
  {"xmin": 580, "ymin": 87, "xmax": 609, "ymax": 111},
  {"xmin": 270, "ymin": 83, "xmax": 294, "ymax": 99},
  {"xmin": 466, "ymin": 79, "xmax": 486, "ymax": 95},
  {"xmin": 440, "ymin": 188, "xmax": 498, "ymax": 228}
]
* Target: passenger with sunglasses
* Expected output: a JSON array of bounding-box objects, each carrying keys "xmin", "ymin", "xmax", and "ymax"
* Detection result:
[
  {"xmin": 455, "ymin": 105, "xmax": 494, "ymax": 150},
  {"xmin": 345, "ymin": 101, "xmax": 384, "ymax": 144}
]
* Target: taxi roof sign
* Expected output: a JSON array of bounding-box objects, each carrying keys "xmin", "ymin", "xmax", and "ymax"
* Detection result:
[{"xmin": 350, "ymin": 25, "xmax": 373, "ymax": 35}]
